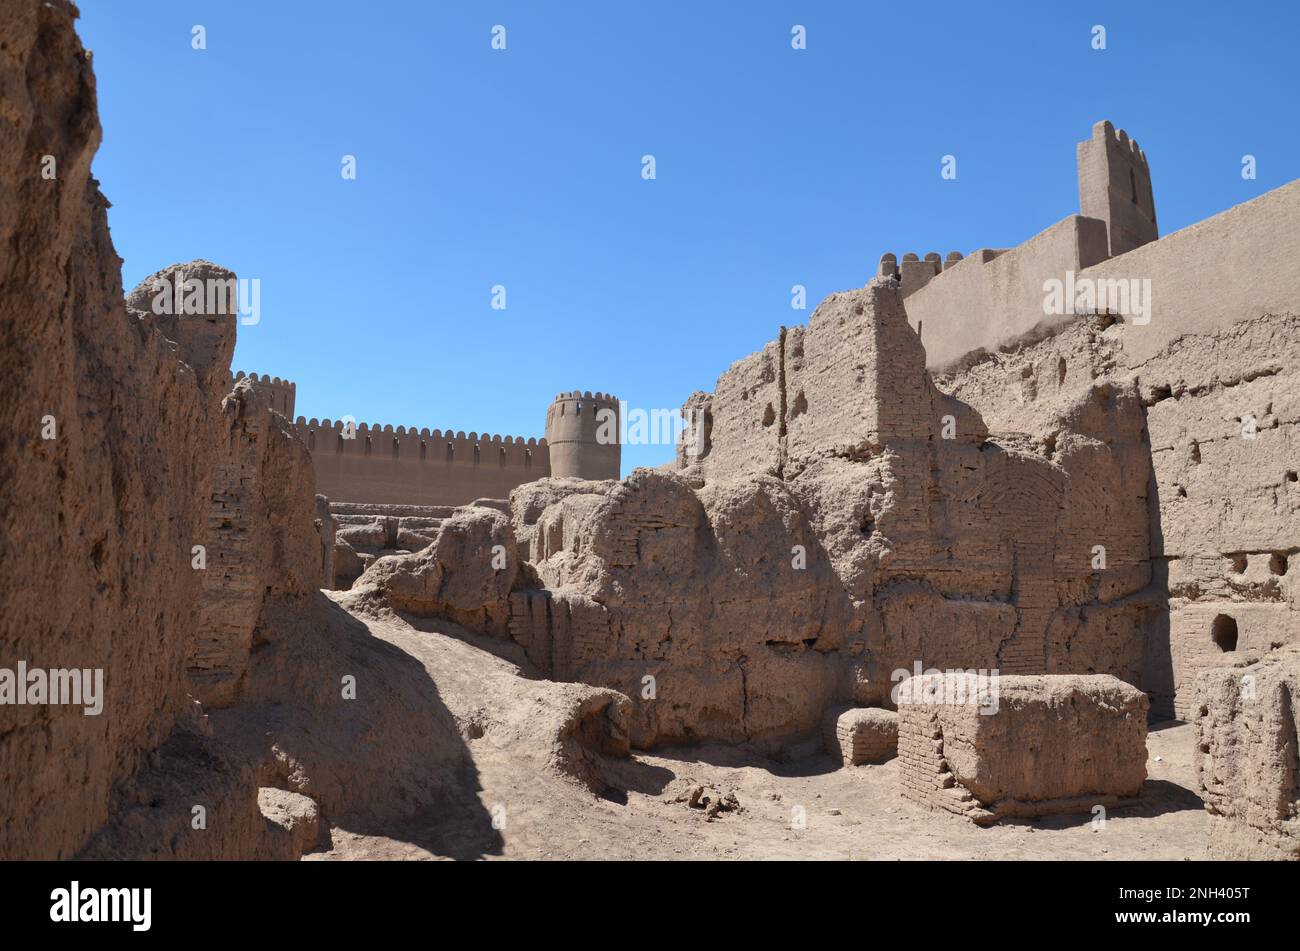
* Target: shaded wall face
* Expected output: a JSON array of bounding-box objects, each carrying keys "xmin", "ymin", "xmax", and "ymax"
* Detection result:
[{"xmin": 0, "ymin": 1, "xmax": 229, "ymax": 858}]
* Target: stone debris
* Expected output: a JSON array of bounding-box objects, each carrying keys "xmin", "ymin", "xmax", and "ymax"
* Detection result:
[{"xmin": 668, "ymin": 781, "xmax": 743, "ymax": 821}]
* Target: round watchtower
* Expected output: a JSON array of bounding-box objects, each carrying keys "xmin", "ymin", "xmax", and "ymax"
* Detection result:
[{"xmin": 544, "ymin": 390, "xmax": 620, "ymax": 480}]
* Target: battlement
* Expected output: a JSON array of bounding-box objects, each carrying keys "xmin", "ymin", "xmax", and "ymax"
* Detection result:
[
  {"xmin": 1078, "ymin": 119, "xmax": 1157, "ymax": 256},
  {"xmin": 551, "ymin": 389, "xmax": 619, "ymax": 405},
  {"xmin": 1088, "ymin": 119, "xmax": 1149, "ymax": 166},
  {"xmin": 230, "ymin": 369, "xmax": 296, "ymax": 418},
  {"xmin": 291, "ymin": 417, "xmax": 545, "ymax": 459},
  {"xmin": 292, "ymin": 415, "xmax": 550, "ymax": 506},
  {"xmin": 878, "ymin": 251, "xmax": 966, "ymax": 296}
]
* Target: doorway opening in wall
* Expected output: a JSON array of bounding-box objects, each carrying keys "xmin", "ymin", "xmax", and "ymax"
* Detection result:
[{"xmin": 1211, "ymin": 614, "xmax": 1239, "ymax": 652}]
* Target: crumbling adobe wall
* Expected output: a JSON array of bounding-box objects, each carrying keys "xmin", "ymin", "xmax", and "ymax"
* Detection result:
[
  {"xmin": 1135, "ymin": 314, "xmax": 1300, "ymax": 717},
  {"xmin": 0, "ymin": 1, "xmax": 233, "ymax": 858},
  {"xmin": 188, "ymin": 377, "xmax": 328, "ymax": 708},
  {"xmin": 1195, "ymin": 647, "xmax": 1300, "ymax": 859},
  {"xmin": 934, "ymin": 303, "xmax": 1300, "ymax": 720},
  {"xmin": 328, "ymin": 501, "xmax": 476, "ymax": 589},
  {"xmin": 508, "ymin": 471, "xmax": 847, "ymax": 749},
  {"xmin": 496, "ymin": 279, "xmax": 1152, "ymax": 749},
  {"xmin": 700, "ymin": 280, "xmax": 1152, "ymax": 693}
]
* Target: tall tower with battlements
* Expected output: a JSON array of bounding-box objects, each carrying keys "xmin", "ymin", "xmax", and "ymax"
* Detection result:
[
  {"xmin": 1077, "ymin": 119, "xmax": 1158, "ymax": 257},
  {"xmin": 544, "ymin": 390, "xmax": 621, "ymax": 480}
]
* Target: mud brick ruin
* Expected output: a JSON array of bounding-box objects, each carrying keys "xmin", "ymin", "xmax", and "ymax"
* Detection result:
[
  {"xmin": 897, "ymin": 674, "xmax": 1149, "ymax": 824},
  {"xmin": 1, "ymin": 0, "xmax": 1298, "ymax": 861}
]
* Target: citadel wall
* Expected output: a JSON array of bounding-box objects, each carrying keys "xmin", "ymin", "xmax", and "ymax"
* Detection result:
[
  {"xmin": 293, "ymin": 418, "xmax": 550, "ymax": 506},
  {"xmin": 230, "ymin": 378, "xmax": 628, "ymax": 506},
  {"xmin": 893, "ymin": 127, "xmax": 1299, "ymax": 375},
  {"xmin": 227, "ymin": 371, "xmax": 557, "ymax": 506},
  {"xmin": 896, "ymin": 214, "xmax": 1110, "ymax": 368},
  {"xmin": 1078, "ymin": 178, "xmax": 1300, "ymax": 368}
]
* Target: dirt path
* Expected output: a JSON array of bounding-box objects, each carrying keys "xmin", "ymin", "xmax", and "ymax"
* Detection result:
[{"xmin": 308, "ymin": 612, "xmax": 1210, "ymax": 861}]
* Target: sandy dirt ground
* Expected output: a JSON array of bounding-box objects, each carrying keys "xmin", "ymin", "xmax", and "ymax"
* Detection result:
[{"xmin": 304, "ymin": 612, "xmax": 1211, "ymax": 861}]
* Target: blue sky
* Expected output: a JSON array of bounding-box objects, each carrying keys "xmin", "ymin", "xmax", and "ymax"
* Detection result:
[{"xmin": 77, "ymin": 1, "xmax": 1299, "ymax": 474}]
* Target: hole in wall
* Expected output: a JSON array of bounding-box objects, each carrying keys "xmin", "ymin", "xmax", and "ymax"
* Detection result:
[
  {"xmin": 1211, "ymin": 614, "xmax": 1239, "ymax": 652},
  {"xmin": 1270, "ymin": 552, "xmax": 1289, "ymax": 576},
  {"xmin": 1287, "ymin": 471, "xmax": 1298, "ymax": 484},
  {"xmin": 1229, "ymin": 553, "xmax": 1248, "ymax": 574},
  {"xmin": 761, "ymin": 403, "xmax": 776, "ymax": 427},
  {"xmin": 1057, "ymin": 357, "xmax": 1066, "ymax": 387}
]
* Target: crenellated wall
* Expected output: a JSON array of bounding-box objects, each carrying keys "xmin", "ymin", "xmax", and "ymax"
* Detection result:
[
  {"xmin": 292, "ymin": 417, "xmax": 549, "ymax": 506},
  {"xmin": 230, "ymin": 371, "xmax": 555, "ymax": 505},
  {"xmin": 900, "ymin": 214, "xmax": 1110, "ymax": 367},
  {"xmin": 878, "ymin": 120, "xmax": 1168, "ymax": 369}
]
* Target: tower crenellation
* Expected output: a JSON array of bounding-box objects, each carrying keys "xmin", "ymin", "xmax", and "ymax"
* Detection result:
[{"xmin": 1077, "ymin": 119, "xmax": 1157, "ymax": 257}]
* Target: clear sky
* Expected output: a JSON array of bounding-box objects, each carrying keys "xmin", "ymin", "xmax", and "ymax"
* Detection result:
[{"xmin": 76, "ymin": 1, "xmax": 1300, "ymax": 474}]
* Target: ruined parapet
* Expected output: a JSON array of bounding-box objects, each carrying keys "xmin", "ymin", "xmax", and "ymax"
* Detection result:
[
  {"xmin": 897, "ymin": 674, "xmax": 1148, "ymax": 824},
  {"xmin": 231, "ymin": 370, "xmax": 296, "ymax": 419},
  {"xmin": 675, "ymin": 391, "xmax": 712, "ymax": 468},
  {"xmin": 1195, "ymin": 647, "xmax": 1300, "ymax": 859},
  {"xmin": 544, "ymin": 390, "xmax": 621, "ymax": 480},
  {"xmin": 1077, "ymin": 119, "xmax": 1157, "ymax": 257},
  {"xmin": 784, "ymin": 277, "xmax": 950, "ymax": 459}
]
